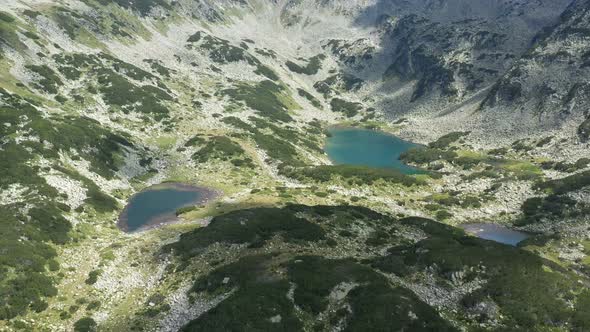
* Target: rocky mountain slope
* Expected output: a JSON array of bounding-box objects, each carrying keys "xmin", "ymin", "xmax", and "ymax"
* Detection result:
[
  {"xmin": 479, "ymin": 0, "xmax": 590, "ymax": 141},
  {"xmin": 1, "ymin": 0, "xmax": 590, "ymax": 331}
]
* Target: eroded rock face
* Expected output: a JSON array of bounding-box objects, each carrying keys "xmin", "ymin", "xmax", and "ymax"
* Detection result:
[{"xmin": 479, "ymin": 0, "xmax": 590, "ymax": 138}]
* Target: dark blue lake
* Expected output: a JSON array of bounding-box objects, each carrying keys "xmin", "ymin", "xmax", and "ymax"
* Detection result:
[
  {"xmin": 460, "ymin": 223, "xmax": 530, "ymax": 246},
  {"xmin": 325, "ymin": 127, "xmax": 422, "ymax": 174},
  {"xmin": 118, "ymin": 183, "xmax": 216, "ymax": 232}
]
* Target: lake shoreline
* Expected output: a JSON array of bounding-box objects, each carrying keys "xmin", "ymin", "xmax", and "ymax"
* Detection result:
[
  {"xmin": 324, "ymin": 126, "xmax": 424, "ymax": 174},
  {"xmin": 117, "ymin": 183, "xmax": 220, "ymax": 233}
]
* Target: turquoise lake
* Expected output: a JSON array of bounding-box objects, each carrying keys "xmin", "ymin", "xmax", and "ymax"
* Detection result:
[
  {"xmin": 118, "ymin": 183, "xmax": 216, "ymax": 232},
  {"xmin": 460, "ymin": 223, "xmax": 530, "ymax": 246},
  {"xmin": 325, "ymin": 127, "xmax": 422, "ymax": 174}
]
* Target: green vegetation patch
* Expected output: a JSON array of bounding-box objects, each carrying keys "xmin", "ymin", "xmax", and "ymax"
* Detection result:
[
  {"xmin": 0, "ymin": 11, "xmax": 15, "ymax": 23},
  {"xmin": 96, "ymin": 0, "xmax": 170, "ymax": 15},
  {"xmin": 183, "ymin": 253, "xmax": 454, "ymax": 331},
  {"xmin": 0, "ymin": 203, "xmax": 67, "ymax": 319},
  {"xmin": 515, "ymin": 170, "xmax": 590, "ymax": 225},
  {"xmin": 536, "ymin": 170, "xmax": 590, "ymax": 195},
  {"xmin": 314, "ymin": 73, "xmax": 364, "ymax": 97},
  {"xmin": 166, "ymin": 204, "xmax": 590, "ymax": 330},
  {"xmin": 286, "ymin": 256, "xmax": 455, "ymax": 331},
  {"xmin": 282, "ymin": 165, "xmax": 422, "ymax": 187},
  {"xmin": 96, "ymin": 68, "xmax": 171, "ymax": 120},
  {"xmin": 188, "ymin": 135, "xmax": 254, "ymax": 167},
  {"xmin": 221, "ymin": 116, "xmax": 305, "ymax": 167},
  {"xmin": 221, "ymin": 80, "xmax": 294, "ymax": 122},
  {"xmin": 182, "ymin": 255, "xmax": 302, "ymax": 332},
  {"xmin": 297, "ymin": 88, "xmax": 322, "ymax": 108},
  {"xmin": 0, "ymin": 95, "xmax": 134, "ymax": 180},
  {"xmin": 187, "ymin": 31, "xmax": 260, "ymax": 66},
  {"xmin": 518, "ymin": 195, "xmax": 583, "ymax": 226},
  {"xmin": 330, "ymin": 98, "xmax": 363, "ymax": 117},
  {"xmin": 253, "ymin": 64, "xmax": 279, "ymax": 81},
  {"xmin": 74, "ymin": 317, "xmax": 97, "ymax": 332},
  {"xmin": 55, "ymin": 166, "xmax": 118, "ymax": 213},
  {"xmin": 400, "ymin": 147, "xmax": 457, "ymax": 164},
  {"xmin": 144, "ymin": 59, "xmax": 174, "ymax": 77},
  {"xmin": 285, "ymin": 54, "xmax": 325, "ymax": 75},
  {"xmin": 191, "ymin": 136, "xmax": 244, "ymax": 162},
  {"xmin": 26, "ymin": 65, "xmax": 63, "ymax": 94},
  {"xmin": 372, "ymin": 217, "xmax": 582, "ymax": 329},
  {"xmin": 428, "ymin": 132, "xmax": 470, "ymax": 149},
  {"xmin": 165, "ymin": 207, "xmax": 326, "ymax": 258}
]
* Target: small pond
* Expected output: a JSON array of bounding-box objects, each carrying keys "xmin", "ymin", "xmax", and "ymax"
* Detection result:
[
  {"xmin": 118, "ymin": 183, "xmax": 217, "ymax": 232},
  {"xmin": 460, "ymin": 223, "xmax": 531, "ymax": 246},
  {"xmin": 324, "ymin": 127, "xmax": 422, "ymax": 174}
]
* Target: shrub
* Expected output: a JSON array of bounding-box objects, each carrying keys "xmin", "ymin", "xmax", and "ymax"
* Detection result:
[
  {"xmin": 435, "ymin": 210, "xmax": 453, "ymax": 220},
  {"xmin": 253, "ymin": 65, "xmax": 279, "ymax": 81},
  {"xmin": 330, "ymin": 98, "xmax": 362, "ymax": 117},
  {"xmin": 518, "ymin": 195, "xmax": 579, "ymax": 225},
  {"xmin": 428, "ymin": 132, "xmax": 470, "ymax": 149},
  {"xmin": 535, "ymin": 170, "xmax": 590, "ymax": 194},
  {"xmin": 0, "ymin": 11, "xmax": 15, "ymax": 23},
  {"xmin": 285, "ymin": 54, "xmax": 325, "ymax": 75},
  {"xmin": 297, "ymin": 88, "xmax": 322, "ymax": 108},
  {"xmin": 74, "ymin": 317, "xmax": 97, "ymax": 332},
  {"xmin": 86, "ymin": 301, "xmax": 101, "ymax": 311},
  {"xmin": 165, "ymin": 207, "xmax": 326, "ymax": 258},
  {"xmin": 400, "ymin": 147, "xmax": 457, "ymax": 164},
  {"xmin": 222, "ymin": 80, "xmax": 294, "ymax": 122},
  {"xmin": 85, "ymin": 270, "xmax": 101, "ymax": 285},
  {"xmin": 373, "ymin": 217, "xmax": 580, "ymax": 329},
  {"xmin": 176, "ymin": 206, "xmax": 197, "ymax": 216},
  {"xmin": 283, "ymin": 165, "xmax": 421, "ymax": 187},
  {"xmin": 191, "ymin": 136, "xmax": 245, "ymax": 163},
  {"xmin": 25, "ymin": 65, "xmax": 63, "ymax": 94}
]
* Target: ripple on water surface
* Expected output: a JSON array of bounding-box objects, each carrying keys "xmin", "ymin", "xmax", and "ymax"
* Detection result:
[{"xmin": 118, "ymin": 183, "xmax": 217, "ymax": 232}]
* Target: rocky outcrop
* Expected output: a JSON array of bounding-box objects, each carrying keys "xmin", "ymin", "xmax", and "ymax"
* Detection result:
[{"xmin": 479, "ymin": 0, "xmax": 590, "ymax": 139}]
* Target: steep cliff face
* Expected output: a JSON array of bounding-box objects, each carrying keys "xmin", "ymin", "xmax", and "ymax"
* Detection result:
[{"xmin": 479, "ymin": 0, "xmax": 590, "ymax": 141}]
